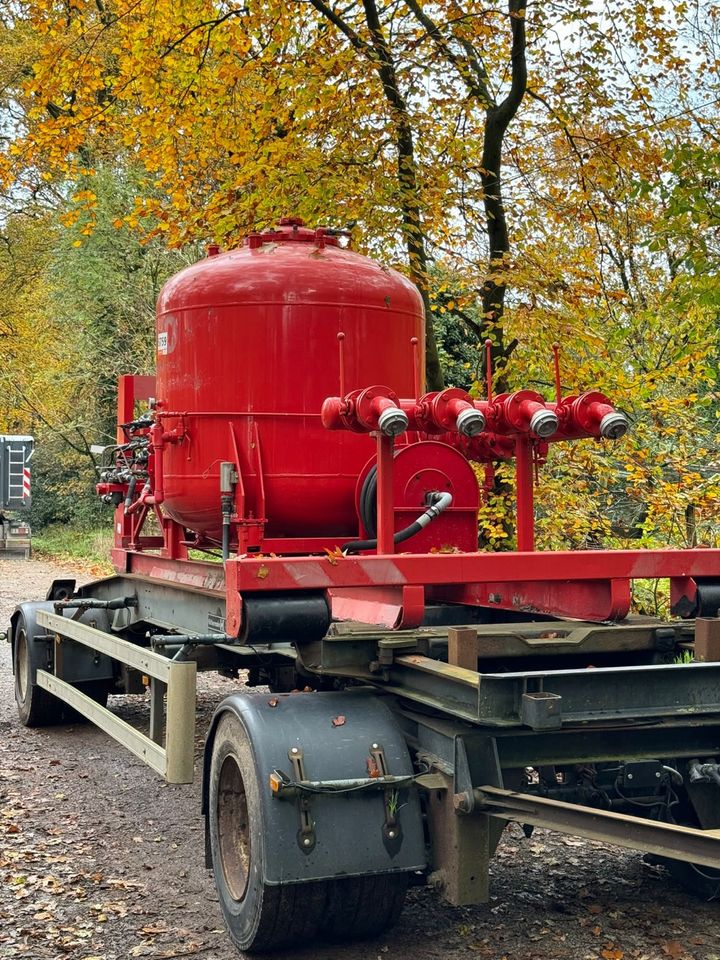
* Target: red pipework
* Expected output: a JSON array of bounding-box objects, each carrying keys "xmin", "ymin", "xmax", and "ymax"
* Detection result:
[
  {"xmin": 551, "ymin": 392, "xmax": 629, "ymax": 440},
  {"xmin": 440, "ymin": 430, "xmax": 515, "ymax": 463},
  {"xmin": 320, "ymin": 392, "xmax": 358, "ymax": 431},
  {"xmin": 326, "ymin": 386, "xmax": 487, "ymax": 439},
  {"xmin": 322, "ymin": 384, "xmax": 627, "ymax": 454},
  {"xmin": 375, "ymin": 434, "xmax": 396, "ymax": 554},
  {"xmin": 149, "ymin": 422, "xmax": 165, "ymax": 506},
  {"xmin": 515, "ymin": 436, "xmax": 535, "ymax": 551},
  {"xmin": 411, "ymin": 388, "xmax": 486, "ymax": 437},
  {"xmin": 124, "ymin": 420, "xmax": 179, "ymax": 515},
  {"xmin": 320, "ymin": 381, "xmax": 625, "ymax": 562},
  {"xmin": 482, "ymin": 391, "xmax": 559, "ymax": 439},
  {"xmin": 321, "ymin": 386, "xmax": 408, "ymax": 436}
]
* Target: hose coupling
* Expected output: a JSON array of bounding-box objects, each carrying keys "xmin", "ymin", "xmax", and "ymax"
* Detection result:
[
  {"xmin": 529, "ymin": 408, "xmax": 559, "ymax": 439},
  {"xmin": 377, "ymin": 405, "xmax": 409, "ymax": 437},
  {"xmin": 599, "ymin": 411, "xmax": 629, "ymax": 440}
]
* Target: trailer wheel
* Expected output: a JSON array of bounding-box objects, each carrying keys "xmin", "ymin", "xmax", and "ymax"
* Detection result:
[
  {"xmin": 209, "ymin": 713, "xmax": 329, "ymax": 952},
  {"xmin": 62, "ymin": 681, "xmax": 111, "ymax": 725},
  {"xmin": 665, "ymin": 859, "xmax": 720, "ymax": 899},
  {"xmin": 321, "ymin": 874, "xmax": 408, "ymax": 942},
  {"xmin": 13, "ymin": 613, "xmax": 63, "ymax": 727}
]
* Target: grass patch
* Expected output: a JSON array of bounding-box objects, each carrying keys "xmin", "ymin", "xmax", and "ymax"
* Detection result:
[
  {"xmin": 32, "ymin": 524, "xmax": 115, "ymax": 574},
  {"xmin": 673, "ymin": 648, "xmax": 694, "ymax": 664}
]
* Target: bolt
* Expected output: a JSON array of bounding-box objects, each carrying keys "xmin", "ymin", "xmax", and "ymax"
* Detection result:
[
  {"xmin": 656, "ymin": 771, "xmax": 662, "ymax": 778},
  {"xmin": 627, "ymin": 773, "xmax": 633, "ymax": 780},
  {"xmin": 372, "ymin": 743, "xmax": 379, "ymax": 750},
  {"xmin": 388, "ymin": 830, "xmax": 396, "ymax": 839},
  {"xmin": 453, "ymin": 792, "xmax": 472, "ymax": 814},
  {"xmin": 291, "ymin": 747, "xmax": 299, "ymax": 755},
  {"xmin": 303, "ymin": 837, "xmax": 312, "ymax": 847}
]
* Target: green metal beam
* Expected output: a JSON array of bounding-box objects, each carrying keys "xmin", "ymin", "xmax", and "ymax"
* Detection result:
[{"xmin": 474, "ymin": 786, "xmax": 720, "ymax": 870}]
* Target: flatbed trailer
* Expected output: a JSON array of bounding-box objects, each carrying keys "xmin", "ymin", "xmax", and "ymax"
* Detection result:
[
  {"xmin": 8, "ymin": 224, "xmax": 720, "ymax": 952},
  {"xmin": 9, "ymin": 536, "xmax": 720, "ymax": 951}
]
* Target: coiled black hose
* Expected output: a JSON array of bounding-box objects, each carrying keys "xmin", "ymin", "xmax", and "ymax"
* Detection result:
[{"xmin": 342, "ymin": 487, "xmax": 453, "ymax": 554}]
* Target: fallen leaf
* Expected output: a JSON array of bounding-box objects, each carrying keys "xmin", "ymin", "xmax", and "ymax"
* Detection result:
[{"xmin": 661, "ymin": 944, "xmax": 686, "ymax": 958}]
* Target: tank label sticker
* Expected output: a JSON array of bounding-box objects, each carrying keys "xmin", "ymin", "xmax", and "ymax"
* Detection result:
[{"xmin": 158, "ymin": 314, "xmax": 178, "ymax": 355}]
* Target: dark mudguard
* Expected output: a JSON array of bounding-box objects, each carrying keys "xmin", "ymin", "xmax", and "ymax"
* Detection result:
[
  {"xmin": 202, "ymin": 688, "xmax": 426, "ymax": 884},
  {"xmin": 10, "ymin": 600, "xmax": 114, "ymax": 685}
]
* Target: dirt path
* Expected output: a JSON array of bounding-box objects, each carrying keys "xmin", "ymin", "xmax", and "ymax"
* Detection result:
[{"xmin": 1, "ymin": 557, "xmax": 718, "ymax": 960}]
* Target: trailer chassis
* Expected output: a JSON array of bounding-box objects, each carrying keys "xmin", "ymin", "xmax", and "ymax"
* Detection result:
[{"xmin": 8, "ymin": 551, "xmax": 720, "ymax": 950}]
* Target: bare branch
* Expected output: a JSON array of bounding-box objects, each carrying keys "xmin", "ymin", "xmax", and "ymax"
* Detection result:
[
  {"xmin": 305, "ymin": 0, "xmax": 370, "ymax": 52},
  {"xmin": 403, "ymin": 0, "xmax": 494, "ymax": 107}
]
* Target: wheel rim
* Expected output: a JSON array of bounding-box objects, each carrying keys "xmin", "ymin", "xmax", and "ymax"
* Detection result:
[
  {"xmin": 217, "ymin": 754, "xmax": 251, "ymax": 902},
  {"xmin": 15, "ymin": 627, "xmax": 29, "ymax": 705}
]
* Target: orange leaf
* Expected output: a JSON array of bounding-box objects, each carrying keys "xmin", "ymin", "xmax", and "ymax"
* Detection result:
[{"xmin": 661, "ymin": 943, "xmax": 686, "ymax": 958}]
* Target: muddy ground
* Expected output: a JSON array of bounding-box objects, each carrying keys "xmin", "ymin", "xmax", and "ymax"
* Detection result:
[{"xmin": 0, "ymin": 556, "xmax": 718, "ymax": 960}]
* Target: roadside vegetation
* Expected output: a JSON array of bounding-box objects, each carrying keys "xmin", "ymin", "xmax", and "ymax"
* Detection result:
[
  {"xmin": 31, "ymin": 525, "xmax": 114, "ymax": 575},
  {"xmin": 0, "ymin": 1, "xmax": 718, "ymax": 568}
]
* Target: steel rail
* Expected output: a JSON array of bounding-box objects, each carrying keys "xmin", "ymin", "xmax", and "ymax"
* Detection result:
[{"xmin": 474, "ymin": 786, "xmax": 720, "ymax": 869}]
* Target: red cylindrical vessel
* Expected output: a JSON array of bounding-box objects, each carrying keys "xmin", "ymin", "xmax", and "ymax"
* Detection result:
[{"xmin": 155, "ymin": 220, "xmax": 424, "ymax": 542}]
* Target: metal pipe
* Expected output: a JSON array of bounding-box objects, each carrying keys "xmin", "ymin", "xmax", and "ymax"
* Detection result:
[
  {"xmin": 376, "ymin": 433, "xmax": 395, "ymax": 554},
  {"xmin": 515, "ymin": 436, "xmax": 535, "ymax": 551},
  {"xmin": 472, "ymin": 785, "xmax": 720, "ymax": 870},
  {"xmin": 54, "ymin": 597, "xmax": 137, "ymax": 611},
  {"xmin": 151, "ymin": 633, "xmax": 234, "ymax": 647},
  {"xmin": 222, "ymin": 518, "xmax": 230, "ymax": 561}
]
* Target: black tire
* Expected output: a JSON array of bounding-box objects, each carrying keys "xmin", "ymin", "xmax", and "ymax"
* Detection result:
[
  {"xmin": 665, "ymin": 858, "xmax": 720, "ymax": 899},
  {"xmin": 208, "ymin": 713, "xmax": 329, "ymax": 953},
  {"xmin": 63, "ymin": 680, "xmax": 111, "ymax": 724},
  {"xmin": 321, "ymin": 874, "xmax": 408, "ymax": 942},
  {"xmin": 657, "ymin": 786, "xmax": 720, "ymax": 899},
  {"xmin": 13, "ymin": 613, "xmax": 64, "ymax": 727}
]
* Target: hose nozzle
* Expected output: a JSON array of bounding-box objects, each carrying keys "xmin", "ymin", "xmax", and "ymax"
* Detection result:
[
  {"xmin": 529, "ymin": 408, "xmax": 559, "ymax": 439},
  {"xmin": 377, "ymin": 406, "xmax": 409, "ymax": 437},
  {"xmin": 599, "ymin": 411, "xmax": 629, "ymax": 440},
  {"xmin": 455, "ymin": 406, "xmax": 486, "ymax": 437}
]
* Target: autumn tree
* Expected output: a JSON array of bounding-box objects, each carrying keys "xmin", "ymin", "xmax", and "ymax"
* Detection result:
[
  {"xmin": 2, "ymin": 0, "xmax": 719, "ymax": 551},
  {"xmin": 0, "ymin": 166, "xmax": 192, "ymax": 525},
  {"xmin": 0, "ymin": 0, "xmax": 533, "ymax": 388}
]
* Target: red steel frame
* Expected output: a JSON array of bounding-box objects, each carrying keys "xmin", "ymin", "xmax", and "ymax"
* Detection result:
[{"xmin": 107, "ymin": 375, "xmax": 720, "ymax": 635}]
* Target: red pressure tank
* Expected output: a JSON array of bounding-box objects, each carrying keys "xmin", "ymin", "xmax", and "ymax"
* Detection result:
[{"xmin": 155, "ymin": 219, "xmax": 424, "ymax": 542}]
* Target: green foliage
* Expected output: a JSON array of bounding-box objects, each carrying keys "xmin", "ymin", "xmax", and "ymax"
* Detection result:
[
  {"xmin": 27, "ymin": 443, "xmax": 104, "ymax": 529},
  {"xmin": 435, "ymin": 311, "xmax": 482, "ymax": 391},
  {"xmin": 32, "ymin": 523, "xmax": 114, "ymax": 573},
  {"xmin": 673, "ymin": 649, "xmax": 694, "ymax": 665},
  {"xmin": 50, "ymin": 167, "xmax": 196, "ymax": 444},
  {"xmin": 1, "ymin": 164, "xmax": 197, "ymax": 528}
]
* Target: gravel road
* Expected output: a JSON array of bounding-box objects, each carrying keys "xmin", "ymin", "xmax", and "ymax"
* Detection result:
[{"xmin": 1, "ymin": 556, "xmax": 718, "ymax": 960}]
